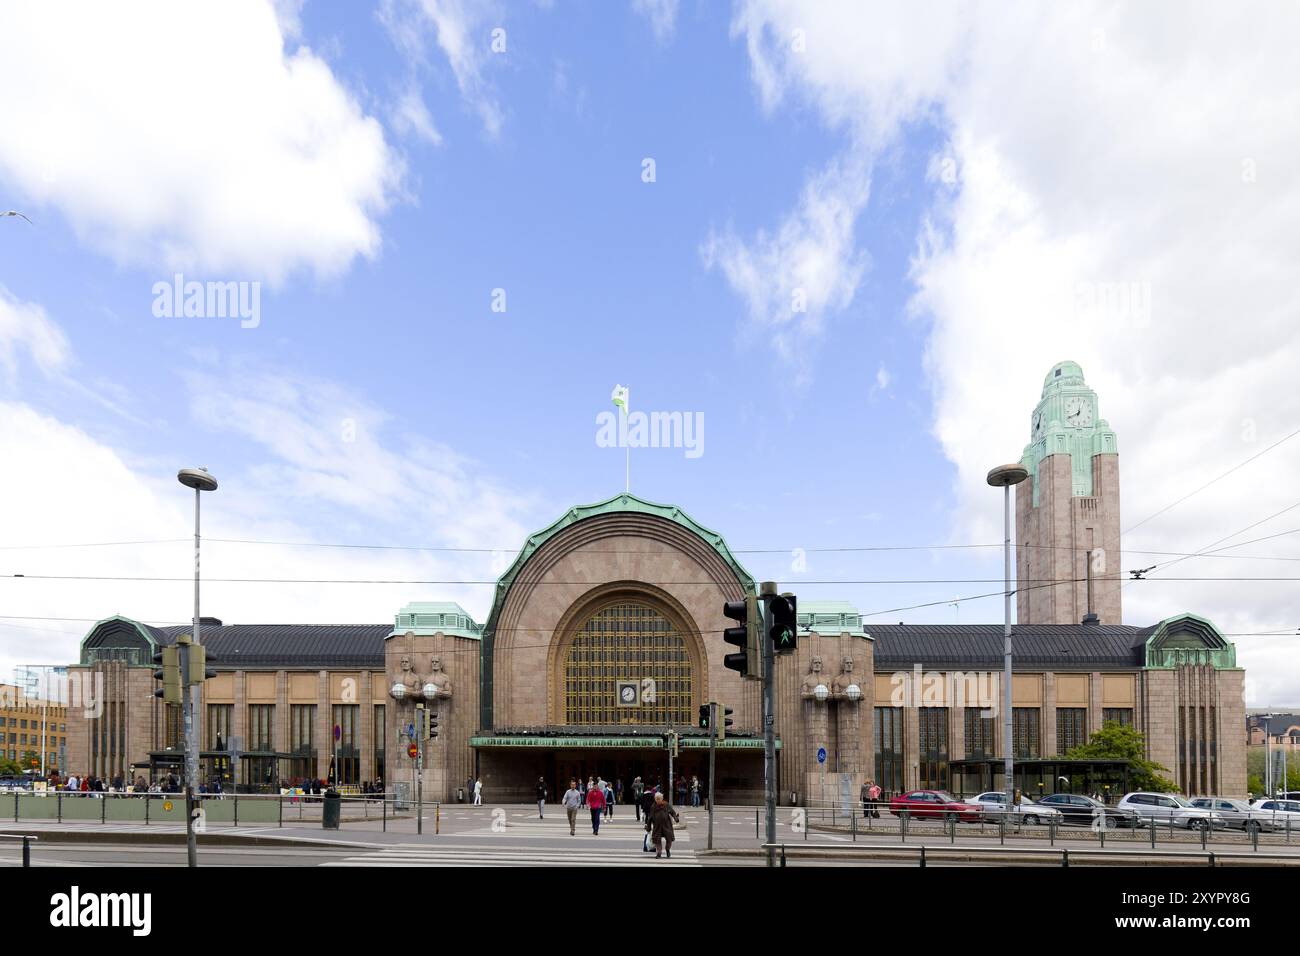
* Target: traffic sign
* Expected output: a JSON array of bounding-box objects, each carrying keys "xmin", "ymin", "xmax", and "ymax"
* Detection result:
[
  {"xmin": 816, "ymin": 747, "xmax": 826, "ymax": 764},
  {"xmin": 333, "ymin": 724, "xmax": 341, "ymax": 741},
  {"xmin": 407, "ymin": 743, "xmax": 418, "ymax": 759}
]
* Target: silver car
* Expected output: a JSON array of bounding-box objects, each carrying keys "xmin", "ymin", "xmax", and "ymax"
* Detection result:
[
  {"xmin": 971, "ymin": 791, "xmax": 1062, "ymax": 825},
  {"xmin": 1191, "ymin": 797, "xmax": 1274, "ymax": 834},
  {"xmin": 1248, "ymin": 798, "xmax": 1300, "ymax": 833},
  {"xmin": 1117, "ymin": 791, "xmax": 1222, "ymax": 829}
]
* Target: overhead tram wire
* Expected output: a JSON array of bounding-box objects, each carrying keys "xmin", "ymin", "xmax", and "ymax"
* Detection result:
[
  {"xmin": 1142, "ymin": 500, "xmax": 1300, "ymax": 578},
  {"xmin": 1121, "ymin": 424, "xmax": 1300, "ymax": 538}
]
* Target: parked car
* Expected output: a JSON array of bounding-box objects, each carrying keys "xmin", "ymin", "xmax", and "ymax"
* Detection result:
[
  {"xmin": 1248, "ymin": 798, "xmax": 1300, "ymax": 831},
  {"xmin": 1190, "ymin": 797, "xmax": 1273, "ymax": 834},
  {"xmin": 1036, "ymin": 792, "xmax": 1144, "ymax": 828},
  {"xmin": 970, "ymin": 791, "xmax": 1062, "ymax": 825},
  {"xmin": 888, "ymin": 789, "xmax": 984, "ymax": 823},
  {"xmin": 1117, "ymin": 792, "xmax": 1222, "ymax": 830}
]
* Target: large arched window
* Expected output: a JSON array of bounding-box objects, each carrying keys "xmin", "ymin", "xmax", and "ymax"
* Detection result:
[{"xmin": 563, "ymin": 601, "xmax": 692, "ymax": 725}]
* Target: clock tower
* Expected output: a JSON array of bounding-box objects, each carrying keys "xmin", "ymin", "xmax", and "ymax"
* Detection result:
[{"xmin": 1016, "ymin": 361, "xmax": 1121, "ymax": 624}]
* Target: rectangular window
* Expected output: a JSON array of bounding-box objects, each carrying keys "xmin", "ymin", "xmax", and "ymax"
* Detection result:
[
  {"xmin": 1056, "ymin": 708, "xmax": 1087, "ymax": 754},
  {"xmin": 374, "ymin": 704, "xmax": 386, "ymax": 786},
  {"xmin": 248, "ymin": 705, "xmax": 274, "ymax": 752},
  {"xmin": 1013, "ymin": 708, "xmax": 1040, "ymax": 759},
  {"xmin": 964, "ymin": 707, "xmax": 994, "ymax": 759},
  {"xmin": 918, "ymin": 708, "xmax": 949, "ymax": 791},
  {"xmin": 290, "ymin": 705, "xmax": 316, "ymax": 783},
  {"xmin": 331, "ymin": 704, "xmax": 360, "ymax": 786},
  {"xmin": 1102, "ymin": 708, "xmax": 1132, "ymax": 727},
  {"xmin": 206, "ymin": 704, "xmax": 233, "ymax": 750},
  {"xmin": 874, "ymin": 707, "xmax": 905, "ymax": 796},
  {"xmin": 19, "ymin": 720, "xmax": 27, "ymax": 730}
]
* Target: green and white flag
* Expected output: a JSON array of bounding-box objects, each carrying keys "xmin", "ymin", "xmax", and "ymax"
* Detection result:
[{"xmin": 611, "ymin": 384, "xmax": 629, "ymax": 415}]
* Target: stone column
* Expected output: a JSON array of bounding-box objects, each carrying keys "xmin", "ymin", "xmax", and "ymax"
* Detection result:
[
  {"xmin": 1043, "ymin": 672, "xmax": 1057, "ymax": 757},
  {"xmin": 316, "ymin": 671, "xmax": 330, "ymax": 784},
  {"xmin": 360, "ymin": 671, "xmax": 374, "ymax": 785},
  {"xmin": 232, "ymin": 670, "xmax": 246, "ymax": 789}
]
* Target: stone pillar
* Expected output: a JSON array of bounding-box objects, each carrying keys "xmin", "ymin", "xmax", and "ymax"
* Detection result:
[
  {"xmin": 274, "ymin": 670, "xmax": 288, "ymax": 756},
  {"xmin": 232, "ymin": 670, "xmax": 246, "ymax": 789},
  {"xmin": 1089, "ymin": 671, "xmax": 1103, "ymax": 736},
  {"xmin": 1043, "ymin": 672, "xmax": 1057, "ymax": 757},
  {"xmin": 360, "ymin": 671, "xmax": 374, "ymax": 784},
  {"xmin": 316, "ymin": 670, "xmax": 330, "ymax": 784}
]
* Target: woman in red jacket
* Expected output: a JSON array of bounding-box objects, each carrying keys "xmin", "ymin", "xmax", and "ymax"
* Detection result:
[{"xmin": 585, "ymin": 776, "xmax": 605, "ymax": 834}]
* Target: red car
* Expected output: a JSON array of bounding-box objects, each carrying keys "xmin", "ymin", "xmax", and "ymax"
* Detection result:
[{"xmin": 888, "ymin": 789, "xmax": 983, "ymax": 823}]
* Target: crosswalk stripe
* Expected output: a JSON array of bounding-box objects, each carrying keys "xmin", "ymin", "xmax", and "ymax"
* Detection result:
[{"xmin": 320, "ymin": 846, "xmax": 699, "ymax": 867}]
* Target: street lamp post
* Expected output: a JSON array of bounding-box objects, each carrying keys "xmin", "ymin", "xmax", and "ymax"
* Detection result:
[
  {"xmin": 178, "ymin": 467, "xmax": 217, "ymax": 868},
  {"xmin": 987, "ymin": 464, "xmax": 1029, "ymax": 806}
]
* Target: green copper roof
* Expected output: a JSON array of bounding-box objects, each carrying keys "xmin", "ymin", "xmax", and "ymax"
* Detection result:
[
  {"xmin": 1143, "ymin": 612, "xmax": 1237, "ymax": 669},
  {"xmin": 483, "ymin": 493, "xmax": 756, "ymax": 637},
  {"xmin": 1020, "ymin": 360, "xmax": 1118, "ymax": 501},
  {"xmin": 798, "ymin": 600, "xmax": 866, "ymax": 635},
  {"xmin": 389, "ymin": 601, "xmax": 482, "ymax": 640}
]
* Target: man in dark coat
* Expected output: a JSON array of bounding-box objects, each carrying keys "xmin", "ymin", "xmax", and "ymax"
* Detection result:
[{"xmin": 648, "ymin": 791, "xmax": 680, "ymax": 859}]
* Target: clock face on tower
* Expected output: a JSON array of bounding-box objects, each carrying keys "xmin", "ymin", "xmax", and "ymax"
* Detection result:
[
  {"xmin": 1063, "ymin": 397, "xmax": 1094, "ymax": 428},
  {"xmin": 1032, "ymin": 410, "xmax": 1043, "ymax": 438}
]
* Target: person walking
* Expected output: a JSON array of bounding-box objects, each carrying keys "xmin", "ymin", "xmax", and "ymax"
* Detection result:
[
  {"xmin": 535, "ymin": 776, "xmax": 548, "ymax": 819},
  {"xmin": 561, "ymin": 779, "xmax": 582, "ymax": 835},
  {"xmin": 691, "ymin": 775, "xmax": 701, "ymax": 807},
  {"xmin": 640, "ymin": 785, "xmax": 659, "ymax": 851},
  {"xmin": 586, "ymin": 777, "xmax": 606, "ymax": 834},
  {"xmin": 473, "ymin": 777, "xmax": 483, "ymax": 806},
  {"xmin": 648, "ymin": 791, "xmax": 680, "ymax": 859},
  {"xmin": 867, "ymin": 779, "xmax": 882, "ymax": 818},
  {"xmin": 604, "ymin": 780, "xmax": 615, "ymax": 819},
  {"xmin": 632, "ymin": 776, "xmax": 644, "ymax": 821}
]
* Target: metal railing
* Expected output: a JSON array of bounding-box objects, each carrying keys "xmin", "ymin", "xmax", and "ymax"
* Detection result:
[
  {"xmin": 760, "ymin": 840, "xmax": 1300, "ymax": 867},
  {"xmin": 0, "ymin": 833, "xmax": 37, "ymax": 866}
]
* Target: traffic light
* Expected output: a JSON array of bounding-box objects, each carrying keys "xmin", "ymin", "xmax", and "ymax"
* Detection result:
[
  {"xmin": 720, "ymin": 705, "xmax": 734, "ymax": 742},
  {"xmin": 427, "ymin": 711, "xmax": 439, "ymax": 740},
  {"xmin": 698, "ymin": 704, "xmax": 710, "ymax": 730},
  {"xmin": 152, "ymin": 646, "xmax": 181, "ymax": 705},
  {"xmin": 723, "ymin": 593, "xmax": 760, "ymax": 679},
  {"xmin": 185, "ymin": 643, "xmax": 217, "ymax": 685},
  {"xmin": 768, "ymin": 592, "xmax": 798, "ymax": 654}
]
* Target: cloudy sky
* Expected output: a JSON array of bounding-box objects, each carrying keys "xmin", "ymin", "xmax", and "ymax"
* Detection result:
[{"xmin": 0, "ymin": 1, "xmax": 1297, "ymax": 704}]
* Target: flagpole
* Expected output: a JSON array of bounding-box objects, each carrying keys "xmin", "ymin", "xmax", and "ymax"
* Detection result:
[{"xmin": 625, "ymin": 442, "xmax": 629, "ymax": 493}]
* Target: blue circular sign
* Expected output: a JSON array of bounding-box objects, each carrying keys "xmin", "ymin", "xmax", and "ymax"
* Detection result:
[{"xmin": 817, "ymin": 747, "xmax": 827, "ymax": 764}]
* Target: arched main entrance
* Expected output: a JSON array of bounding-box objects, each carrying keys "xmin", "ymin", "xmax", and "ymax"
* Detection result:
[{"xmin": 562, "ymin": 600, "xmax": 693, "ymax": 726}]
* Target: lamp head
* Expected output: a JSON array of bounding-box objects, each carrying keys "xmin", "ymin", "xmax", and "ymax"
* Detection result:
[{"xmin": 178, "ymin": 467, "xmax": 218, "ymax": 492}]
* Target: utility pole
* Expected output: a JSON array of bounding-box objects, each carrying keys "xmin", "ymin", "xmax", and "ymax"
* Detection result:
[
  {"xmin": 707, "ymin": 701, "xmax": 717, "ymax": 850},
  {"xmin": 416, "ymin": 703, "xmax": 425, "ymax": 835},
  {"xmin": 667, "ymin": 729, "xmax": 676, "ymax": 807}
]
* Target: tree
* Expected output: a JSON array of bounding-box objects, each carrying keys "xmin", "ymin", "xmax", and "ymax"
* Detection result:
[
  {"xmin": 0, "ymin": 757, "xmax": 22, "ymax": 777},
  {"xmin": 1064, "ymin": 721, "xmax": 1179, "ymax": 792},
  {"xmin": 19, "ymin": 750, "xmax": 39, "ymax": 772}
]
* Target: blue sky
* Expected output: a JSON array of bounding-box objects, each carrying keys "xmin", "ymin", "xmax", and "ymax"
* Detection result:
[{"xmin": 1, "ymin": 1, "xmax": 1298, "ymax": 702}]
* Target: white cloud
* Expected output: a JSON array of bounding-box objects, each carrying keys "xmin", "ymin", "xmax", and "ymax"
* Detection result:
[
  {"xmin": 0, "ymin": 356, "xmax": 536, "ymax": 685},
  {"xmin": 701, "ymin": 158, "xmax": 870, "ymax": 377},
  {"xmin": 0, "ymin": 287, "xmax": 69, "ymax": 379},
  {"xmin": 633, "ymin": 0, "xmax": 680, "ymax": 41},
  {"xmin": 729, "ymin": 0, "xmax": 1300, "ymax": 702},
  {"xmin": 381, "ymin": 0, "xmax": 506, "ymax": 138},
  {"xmin": 392, "ymin": 85, "xmax": 445, "ymax": 146},
  {"xmin": 0, "ymin": 1, "xmax": 400, "ymax": 283}
]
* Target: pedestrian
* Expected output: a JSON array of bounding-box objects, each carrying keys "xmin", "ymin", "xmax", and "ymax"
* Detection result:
[
  {"xmin": 473, "ymin": 777, "xmax": 483, "ymax": 806},
  {"xmin": 676, "ymin": 775, "xmax": 687, "ymax": 805},
  {"xmin": 867, "ymin": 780, "xmax": 882, "ymax": 818},
  {"xmin": 632, "ymin": 776, "xmax": 644, "ymax": 821},
  {"xmin": 640, "ymin": 785, "xmax": 659, "ymax": 850},
  {"xmin": 562, "ymin": 778, "xmax": 582, "ymax": 836},
  {"xmin": 466, "ymin": 776, "xmax": 473, "ymax": 804},
  {"xmin": 648, "ymin": 791, "xmax": 680, "ymax": 859},
  {"xmin": 691, "ymin": 775, "xmax": 701, "ymax": 807},
  {"xmin": 536, "ymin": 776, "xmax": 548, "ymax": 818},
  {"xmin": 604, "ymin": 780, "xmax": 615, "ymax": 818},
  {"xmin": 586, "ymin": 776, "xmax": 606, "ymax": 834}
]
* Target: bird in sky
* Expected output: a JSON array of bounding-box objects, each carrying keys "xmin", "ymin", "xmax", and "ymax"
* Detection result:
[{"xmin": 2, "ymin": 211, "xmax": 33, "ymax": 223}]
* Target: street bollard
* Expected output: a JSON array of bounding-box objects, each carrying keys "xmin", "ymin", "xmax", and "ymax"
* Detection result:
[
  {"xmin": 12, "ymin": 792, "xmax": 16, "ymax": 823},
  {"xmin": 22, "ymin": 836, "xmax": 31, "ymax": 867},
  {"xmin": 1150, "ymin": 818, "xmax": 1156, "ymax": 849},
  {"xmin": 900, "ymin": 810, "xmax": 908, "ymax": 842},
  {"xmin": 1208, "ymin": 851, "xmax": 1215, "ymax": 867},
  {"xmin": 999, "ymin": 813, "xmax": 1005, "ymax": 846},
  {"xmin": 1049, "ymin": 817, "xmax": 1055, "ymax": 846},
  {"xmin": 1062, "ymin": 848, "xmax": 1069, "ymax": 867},
  {"xmin": 1201, "ymin": 823, "xmax": 1207, "ymax": 850},
  {"xmin": 383, "ymin": 795, "xmax": 387, "ymax": 833},
  {"xmin": 851, "ymin": 812, "xmax": 856, "ymax": 842},
  {"xmin": 919, "ymin": 845, "xmax": 926, "ymax": 868},
  {"xmin": 755, "ymin": 809, "xmax": 759, "ymax": 839}
]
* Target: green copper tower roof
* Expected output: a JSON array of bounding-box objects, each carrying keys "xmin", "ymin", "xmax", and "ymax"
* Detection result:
[
  {"xmin": 1020, "ymin": 360, "xmax": 1118, "ymax": 501},
  {"xmin": 482, "ymin": 493, "xmax": 756, "ymax": 637}
]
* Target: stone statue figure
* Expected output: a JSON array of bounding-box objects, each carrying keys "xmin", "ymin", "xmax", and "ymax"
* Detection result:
[
  {"xmin": 800, "ymin": 656, "xmax": 826, "ymax": 699},
  {"xmin": 832, "ymin": 657, "xmax": 857, "ymax": 698},
  {"xmin": 425, "ymin": 655, "xmax": 453, "ymax": 699}
]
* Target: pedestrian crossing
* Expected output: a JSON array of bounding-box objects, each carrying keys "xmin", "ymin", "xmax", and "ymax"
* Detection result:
[{"xmin": 318, "ymin": 841, "xmax": 699, "ymax": 867}]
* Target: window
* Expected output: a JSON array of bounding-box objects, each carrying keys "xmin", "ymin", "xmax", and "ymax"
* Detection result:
[
  {"xmin": 374, "ymin": 704, "xmax": 385, "ymax": 785},
  {"xmin": 290, "ymin": 705, "xmax": 316, "ymax": 782},
  {"xmin": 874, "ymin": 707, "xmax": 904, "ymax": 796},
  {"xmin": 1057, "ymin": 708, "xmax": 1087, "ymax": 753},
  {"xmin": 1102, "ymin": 708, "xmax": 1132, "ymax": 727},
  {"xmin": 19, "ymin": 720, "xmax": 27, "ymax": 729},
  {"xmin": 1013, "ymin": 708, "xmax": 1040, "ymax": 758},
  {"xmin": 206, "ymin": 704, "xmax": 233, "ymax": 750},
  {"xmin": 248, "ymin": 705, "xmax": 274, "ymax": 752},
  {"xmin": 918, "ymin": 708, "xmax": 949, "ymax": 791},
  {"xmin": 331, "ymin": 704, "xmax": 360, "ymax": 785},
  {"xmin": 964, "ymin": 707, "xmax": 994, "ymax": 758},
  {"xmin": 563, "ymin": 602, "xmax": 693, "ymax": 725}
]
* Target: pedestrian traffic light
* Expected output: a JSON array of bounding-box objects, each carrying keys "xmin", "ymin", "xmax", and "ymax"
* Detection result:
[
  {"xmin": 698, "ymin": 704, "xmax": 710, "ymax": 730},
  {"xmin": 152, "ymin": 646, "xmax": 181, "ymax": 705},
  {"xmin": 427, "ymin": 711, "xmax": 439, "ymax": 740},
  {"xmin": 768, "ymin": 592, "xmax": 798, "ymax": 653},
  {"xmin": 723, "ymin": 593, "xmax": 760, "ymax": 679}
]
